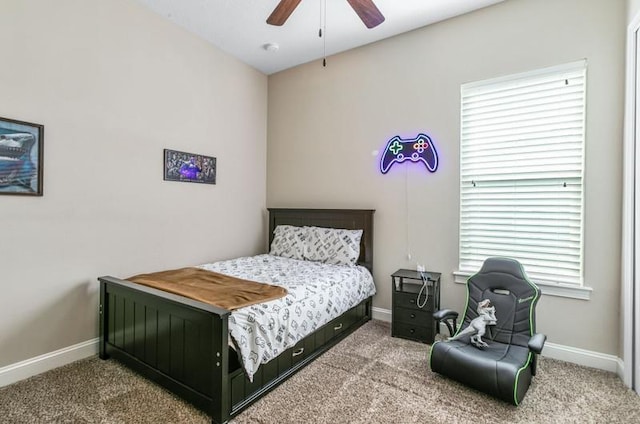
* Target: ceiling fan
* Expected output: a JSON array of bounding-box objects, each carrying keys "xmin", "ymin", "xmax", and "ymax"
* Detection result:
[{"xmin": 267, "ymin": 0, "xmax": 385, "ymax": 29}]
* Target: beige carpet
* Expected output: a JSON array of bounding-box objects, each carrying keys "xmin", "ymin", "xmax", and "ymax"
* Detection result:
[{"xmin": 1, "ymin": 321, "xmax": 639, "ymax": 423}]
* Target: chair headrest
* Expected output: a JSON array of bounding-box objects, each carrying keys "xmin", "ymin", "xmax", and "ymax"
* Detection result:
[
  {"xmin": 471, "ymin": 257, "xmax": 540, "ymax": 301},
  {"xmin": 478, "ymin": 257, "xmax": 528, "ymax": 280}
]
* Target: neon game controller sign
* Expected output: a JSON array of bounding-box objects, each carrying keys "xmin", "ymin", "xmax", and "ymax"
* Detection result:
[{"xmin": 380, "ymin": 133, "xmax": 438, "ymax": 174}]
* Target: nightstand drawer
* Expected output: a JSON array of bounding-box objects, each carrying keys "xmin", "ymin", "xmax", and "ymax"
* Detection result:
[
  {"xmin": 394, "ymin": 291, "xmax": 434, "ymax": 311},
  {"xmin": 393, "ymin": 322, "xmax": 433, "ymax": 343},
  {"xmin": 393, "ymin": 307, "xmax": 430, "ymax": 325}
]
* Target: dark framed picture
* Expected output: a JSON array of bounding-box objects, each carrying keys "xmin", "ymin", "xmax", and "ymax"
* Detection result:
[
  {"xmin": 0, "ymin": 116, "xmax": 44, "ymax": 196},
  {"xmin": 163, "ymin": 149, "xmax": 216, "ymax": 185}
]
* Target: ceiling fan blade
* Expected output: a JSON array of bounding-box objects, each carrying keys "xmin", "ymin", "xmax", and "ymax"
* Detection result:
[
  {"xmin": 346, "ymin": 0, "xmax": 385, "ymax": 29},
  {"xmin": 267, "ymin": 0, "xmax": 302, "ymax": 26}
]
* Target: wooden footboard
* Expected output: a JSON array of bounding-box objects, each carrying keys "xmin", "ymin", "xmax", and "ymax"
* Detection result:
[
  {"xmin": 99, "ymin": 276, "xmax": 231, "ymax": 423},
  {"xmin": 99, "ymin": 275, "xmax": 372, "ymax": 424}
]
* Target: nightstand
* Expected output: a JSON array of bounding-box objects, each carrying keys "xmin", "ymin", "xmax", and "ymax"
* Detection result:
[{"xmin": 391, "ymin": 269, "xmax": 441, "ymax": 344}]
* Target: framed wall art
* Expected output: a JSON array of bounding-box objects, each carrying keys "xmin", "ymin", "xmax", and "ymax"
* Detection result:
[
  {"xmin": 0, "ymin": 116, "xmax": 44, "ymax": 196},
  {"xmin": 163, "ymin": 149, "xmax": 216, "ymax": 185}
]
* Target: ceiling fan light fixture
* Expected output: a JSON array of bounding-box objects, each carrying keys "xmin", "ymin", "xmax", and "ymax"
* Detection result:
[{"xmin": 262, "ymin": 42, "xmax": 280, "ymax": 52}]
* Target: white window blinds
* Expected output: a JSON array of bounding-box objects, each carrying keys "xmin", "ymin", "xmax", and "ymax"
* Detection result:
[{"xmin": 459, "ymin": 61, "xmax": 586, "ymax": 287}]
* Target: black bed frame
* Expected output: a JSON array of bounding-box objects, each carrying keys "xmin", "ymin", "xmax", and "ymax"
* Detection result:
[{"xmin": 98, "ymin": 208, "xmax": 375, "ymax": 424}]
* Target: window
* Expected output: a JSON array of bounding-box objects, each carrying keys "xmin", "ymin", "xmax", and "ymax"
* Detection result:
[{"xmin": 458, "ymin": 61, "xmax": 588, "ymax": 297}]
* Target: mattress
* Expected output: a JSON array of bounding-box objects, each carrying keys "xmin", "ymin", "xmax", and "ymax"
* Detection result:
[{"xmin": 198, "ymin": 254, "xmax": 376, "ymax": 380}]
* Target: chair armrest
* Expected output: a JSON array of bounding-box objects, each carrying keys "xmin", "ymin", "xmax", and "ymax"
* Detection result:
[
  {"xmin": 433, "ymin": 309, "xmax": 458, "ymax": 322},
  {"xmin": 528, "ymin": 333, "xmax": 546, "ymax": 354},
  {"xmin": 433, "ymin": 309, "xmax": 459, "ymax": 338}
]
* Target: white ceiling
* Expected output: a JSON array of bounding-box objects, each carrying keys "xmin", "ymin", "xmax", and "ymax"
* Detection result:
[{"xmin": 136, "ymin": 0, "xmax": 505, "ymax": 75}]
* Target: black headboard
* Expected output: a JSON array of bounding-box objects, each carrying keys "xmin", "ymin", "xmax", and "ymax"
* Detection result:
[{"xmin": 267, "ymin": 208, "xmax": 375, "ymax": 272}]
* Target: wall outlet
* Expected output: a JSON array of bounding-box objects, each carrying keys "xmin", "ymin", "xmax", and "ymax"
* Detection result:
[{"xmin": 417, "ymin": 264, "xmax": 425, "ymax": 272}]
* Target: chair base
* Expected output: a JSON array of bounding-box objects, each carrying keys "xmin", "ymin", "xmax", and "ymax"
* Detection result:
[{"xmin": 429, "ymin": 339, "xmax": 534, "ymax": 406}]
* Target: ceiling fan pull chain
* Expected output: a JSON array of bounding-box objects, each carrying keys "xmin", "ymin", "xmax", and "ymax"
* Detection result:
[
  {"xmin": 318, "ymin": 0, "xmax": 323, "ymax": 38},
  {"xmin": 322, "ymin": 0, "xmax": 327, "ymax": 67}
]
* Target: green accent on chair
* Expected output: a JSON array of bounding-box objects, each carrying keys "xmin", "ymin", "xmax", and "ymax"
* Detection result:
[
  {"xmin": 454, "ymin": 275, "xmax": 473, "ymax": 336},
  {"xmin": 513, "ymin": 352, "xmax": 532, "ymax": 405},
  {"xmin": 517, "ymin": 261, "xmax": 540, "ymax": 336}
]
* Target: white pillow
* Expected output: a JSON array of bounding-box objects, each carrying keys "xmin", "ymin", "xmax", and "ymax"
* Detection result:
[
  {"xmin": 269, "ymin": 225, "xmax": 307, "ymax": 260},
  {"xmin": 305, "ymin": 226, "xmax": 363, "ymax": 266}
]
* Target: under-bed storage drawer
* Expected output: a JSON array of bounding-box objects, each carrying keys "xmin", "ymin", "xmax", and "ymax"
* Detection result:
[
  {"xmin": 230, "ymin": 327, "xmax": 322, "ymax": 408},
  {"xmin": 231, "ymin": 322, "xmax": 324, "ymax": 408},
  {"xmin": 291, "ymin": 339, "xmax": 307, "ymax": 366},
  {"xmin": 274, "ymin": 338, "xmax": 313, "ymax": 377},
  {"xmin": 325, "ymin": 316, "xmax": 346, "ymax": 341},
  {"xmin": 229, "ymin": 297, "xmax": 371, "ymax": 415},
  {"xmin": 303, "ymin": 333, "xmax": 316, "ymax": 361},
  {"xmin": 324, "ymin": 309, "xmax": 357, "ymax": 342}
]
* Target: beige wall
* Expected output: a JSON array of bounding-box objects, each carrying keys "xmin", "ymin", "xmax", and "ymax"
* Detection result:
[
  {"xmin": 267, "ymin": 0, "xmax": 625, "ymax": 355},
  {"xmin": 0, "ymin": 0, "xmax": 267, "ymax": 367}
]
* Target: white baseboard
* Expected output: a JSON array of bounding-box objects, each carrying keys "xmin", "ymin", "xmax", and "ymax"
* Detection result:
[
  {"xmin": 0, "ymin": 338, "xmax": 99, "ymax": 388},
  {"xmin": 543, "ymin": 341, "xmax": 620, "ymax": 373},
  {"xmin": 0, "ymin": 313, "xmax": 625, "ymax": 388},
  {"xmin": 372, "ymin": 306, "xmax": 621, "ymax": 374},
  {"xmin": 617, "ymin": 357, "xmax": 625, "ymax": 381},
  {"xmin": 372, "ymin": 306, "xmax": 391, "ymax": 322}
]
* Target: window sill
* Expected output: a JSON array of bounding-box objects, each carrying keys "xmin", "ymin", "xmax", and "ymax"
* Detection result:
[{"xmin": 453, "ymin": 271, "xmax": 592, "ymax": 301}]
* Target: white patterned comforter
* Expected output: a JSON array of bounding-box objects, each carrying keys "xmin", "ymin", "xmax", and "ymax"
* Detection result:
[{"xmin": 198, "ymin": 254, "xmax": 376, "ymax": 380}]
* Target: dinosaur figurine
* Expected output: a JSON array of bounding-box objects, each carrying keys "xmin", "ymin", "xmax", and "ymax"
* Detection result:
[{"xmin": 447, "ymin": 299, "xmax": 497, "ymax": 348}]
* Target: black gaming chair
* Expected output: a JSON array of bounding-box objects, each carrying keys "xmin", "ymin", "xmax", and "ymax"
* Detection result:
[{"xmin": 429, "ymin": 257, "xmax": 546, "ymax": 405}]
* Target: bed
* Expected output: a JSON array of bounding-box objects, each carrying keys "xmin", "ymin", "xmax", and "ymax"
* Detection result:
[{"xmin": 98, "ymin": 208, "xmax": 375, "ymax": 424}]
